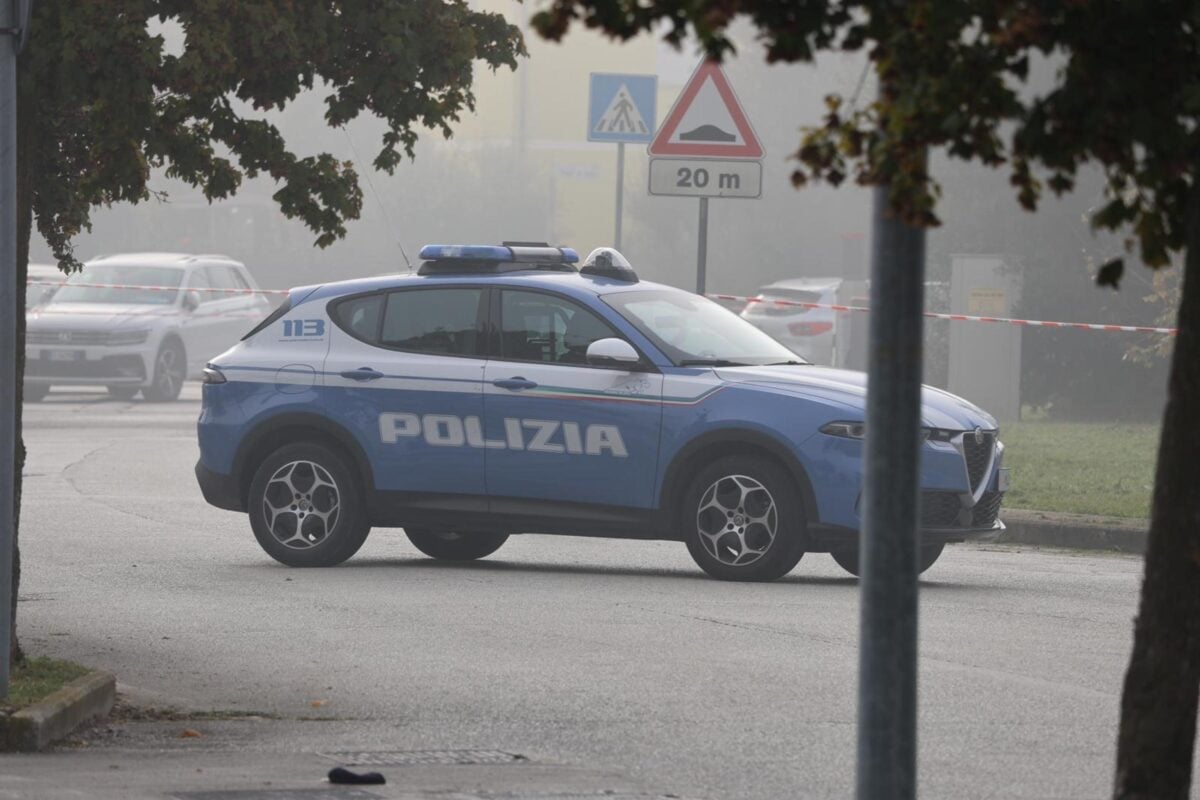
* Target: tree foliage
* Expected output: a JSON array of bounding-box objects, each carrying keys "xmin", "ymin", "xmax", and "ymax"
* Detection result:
[{"xmin": 22, "ymin": 0, "xmax": 524, "ymax": 264}]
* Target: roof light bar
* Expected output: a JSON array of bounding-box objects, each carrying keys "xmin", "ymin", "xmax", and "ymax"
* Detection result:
[{"xmin": 418, "ymin": 244, "xmax": 579, "ymax": 265}]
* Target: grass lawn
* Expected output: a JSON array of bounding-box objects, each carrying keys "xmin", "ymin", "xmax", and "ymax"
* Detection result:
[
  {"xmin": 1, "ymin": 657, "xmax": 90, "ymax": 712},
  {"xmin": 1000, "ymin": 421, "xmax": 1159, "ymax": 519}
]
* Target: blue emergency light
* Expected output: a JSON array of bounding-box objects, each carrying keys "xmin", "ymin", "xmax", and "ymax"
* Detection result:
[{"xmin": 418, "ymin": 244, "xmax": 580, "ymax": 265}]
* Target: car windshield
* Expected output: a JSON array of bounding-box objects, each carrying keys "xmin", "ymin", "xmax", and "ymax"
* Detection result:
[
  {"xmin": 51, "ymin": 265, "xmax": 183, "ymax": 306},
  {"xmin": 603, "ymin": 289, "xmax": 804, "ymax": 367}
]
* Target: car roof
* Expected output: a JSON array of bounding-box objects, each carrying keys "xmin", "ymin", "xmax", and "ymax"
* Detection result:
[
  {"xmin": 302, "ymin": 269, "xmax": 681, "ymax": 305},
  {"xmin": 27, "ymin": 263, "xmax": 61, "ymax": 278},
  {"xmin": 85, "ymin": 252, "xmax": 244, "ymax": 269}
]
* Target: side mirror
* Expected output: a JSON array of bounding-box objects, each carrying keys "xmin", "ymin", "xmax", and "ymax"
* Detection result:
[
  {"xmin": 586, "ymin": 337, "xmax": 640, "ymax": 367},
  {"xmin": 183, "ymin": 291, "xmax": 202, "ymax": 312}
]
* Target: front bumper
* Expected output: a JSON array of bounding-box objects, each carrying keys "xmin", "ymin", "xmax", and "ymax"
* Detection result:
[
  {"xmin": 195, "ymin": 460, "xmax": 244, "ymax": 512},
  {"xmin": 25, "ymin": 345, "xmax": 154, "ymax": 386},
  {"xmin": 808, "ymin": 519, "xmax": 1004, "ymax": 551}
]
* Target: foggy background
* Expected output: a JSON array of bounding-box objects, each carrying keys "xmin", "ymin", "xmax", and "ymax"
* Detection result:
[{"xmin": 28, "ymin": 18, "xmax": 1176, "ymax": 423}]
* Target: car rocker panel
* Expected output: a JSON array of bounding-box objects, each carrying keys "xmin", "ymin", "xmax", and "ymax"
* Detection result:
[{"xmin": 195, "ymin": 244, "xmax": 1007, "ymax": 580}]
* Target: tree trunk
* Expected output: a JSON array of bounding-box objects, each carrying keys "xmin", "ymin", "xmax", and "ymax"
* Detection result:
[
  {"xmin": 1112, "ymin": 177, "xmax": 1200, "ymax": 798},
  {"xmin": 9, "ymin": 53, "xmax": 35, "ymax": 669}
]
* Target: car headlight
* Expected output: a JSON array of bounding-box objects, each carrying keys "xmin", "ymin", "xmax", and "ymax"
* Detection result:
[
  {"xmin": 106, "ymin": 328, "xmax": 151, "ymax": 346},
  {"xmin": 820, "ymin": 421, "xmax": 866, "ymax": 439},
  {"xmin": 819, "ymin": 422, "xmax": 959, "ymax": 442}
]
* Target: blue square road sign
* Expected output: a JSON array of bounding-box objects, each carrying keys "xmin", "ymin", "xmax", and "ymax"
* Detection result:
[{"xmin": 588, "ymin": 73, "xmax": 657, "ymax": 144}]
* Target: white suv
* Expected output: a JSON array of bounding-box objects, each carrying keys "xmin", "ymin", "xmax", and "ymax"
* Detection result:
[
  {"xmin": 740, "ymin": 278, "xmax": 842, "ymax": 365},
  {"xmin": 25, "ymin": 253, "xmax": 272, "ymax": 402}
]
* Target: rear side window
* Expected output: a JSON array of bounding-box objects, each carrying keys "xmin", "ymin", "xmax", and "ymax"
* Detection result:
[
  {"xmin": 379, "ymin": 288, "xmax": 484, "ymax": 356},
  {"xmin": 242, "ymin": 296, "xmax": 293, "ymax": 340},
  {"xmin": 332, "ymin": 294, "xmax": 386, "ymax": 343},
  {"xmin": 204, "ymin": 266, "xmax": 242, "ymax": 292}
]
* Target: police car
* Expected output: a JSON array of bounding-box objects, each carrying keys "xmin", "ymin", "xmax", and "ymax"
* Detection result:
[{"xmin": 195, "ymin": 244, "xmax": 1008, "ymax": 581}]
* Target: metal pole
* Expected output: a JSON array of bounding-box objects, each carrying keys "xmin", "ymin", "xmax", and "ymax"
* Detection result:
[
  {"xmin": 614, "ymin": 142, "xmax": 625, "ymax": 250},
  {"xmin": 696, "ymin": 197, "xmax": 708, "ymax": 294},
  {"xmin": 0, "ymin": 0, "xmax": 23, "ymax": 698},
  {"xmin": 856, "ymin": 182, "xmax": 926, "ymax": 799}
]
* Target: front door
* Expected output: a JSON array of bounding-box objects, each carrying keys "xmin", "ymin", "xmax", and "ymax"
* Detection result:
[{"xmin": 483, "ymin": 288, "xmax": 663, "ymax": 510}]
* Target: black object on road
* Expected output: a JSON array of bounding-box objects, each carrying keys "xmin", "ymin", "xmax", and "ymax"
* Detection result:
[{"xmin": 328, "ymin": 766, "xmax": 386, "ymax": 785}]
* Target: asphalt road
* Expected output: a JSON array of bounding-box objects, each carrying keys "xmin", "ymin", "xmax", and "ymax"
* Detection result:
[{"xmin": 2, "ymin": 385, "xmax": 1180, "ymax": 799}]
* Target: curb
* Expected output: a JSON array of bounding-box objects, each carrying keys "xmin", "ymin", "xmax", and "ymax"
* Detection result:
[
  {"xmin": 996, "ymin": 509, "xmax": 1148, "ymax": 554},
  {"xmin": 1, "ymin": 670, "xmax": 116, "ymax": 751}
]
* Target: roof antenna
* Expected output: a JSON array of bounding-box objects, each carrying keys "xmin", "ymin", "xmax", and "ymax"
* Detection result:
[{"xmin": 341, "ymin": 127, "xmax": 412, "ymax": 272}]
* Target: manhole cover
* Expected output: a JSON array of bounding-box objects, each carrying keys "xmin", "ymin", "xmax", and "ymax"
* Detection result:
[
  {"xmin": 318, "ymin": 749, "xmax": 526, "ymax": 767},
  {"xmin": 173, "ymin": 790, "xmax": 383, "ymax": 800}
]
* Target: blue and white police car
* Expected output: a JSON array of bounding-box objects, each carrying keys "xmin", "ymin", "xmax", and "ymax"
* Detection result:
[{"xmin": 195, "ymin": 244, "xmax": 1008, "ymax": 581}]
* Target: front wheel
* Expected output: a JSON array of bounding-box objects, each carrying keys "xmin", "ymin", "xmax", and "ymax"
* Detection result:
[
  {"xmin": 682, "ymin": 455, "xmax": 807, "ymax": 582},
  {"xmin": 405, "ymin": 529, "xmax": 509, "ymax": 561},
  {"xmin": 829, "ymin": 542, "xmax": 945, "ymax": 577},
  {"xmin": 142, "ymin": 339, "xmax": 186, "ymax": 402},
  {"xmin": 248, "ymin": 442, "xmax": 371, "ymax": 567}
]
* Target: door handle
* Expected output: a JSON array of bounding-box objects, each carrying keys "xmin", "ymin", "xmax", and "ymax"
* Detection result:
[
  {"xmin": 492, "ymin": 376, "xmax": 538, "ymax": 391},
  {"xmin": 341, "ymin": 368, "xmax": 384, "ymax": 382}
]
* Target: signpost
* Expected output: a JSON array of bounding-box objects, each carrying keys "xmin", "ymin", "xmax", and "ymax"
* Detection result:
[
  {"xmin": 647, "ymin": 61, "xmax": 762, "ymax": 293},
  {"xmin": 588, "ymin": 73, "xmax": 657, "ymax": 251}
]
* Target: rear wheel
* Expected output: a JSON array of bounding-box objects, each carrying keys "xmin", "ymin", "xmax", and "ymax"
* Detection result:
[
  {"xmin": 106, "ymin": 385, "xmax": 139, "ymax": 401},
  {"xmin": 405, "ymin": 529, "xmax": 509, "ymax": 561},
  {"xmin": 142, "ymin": 339, "xmax": 186, "ymax": 402},
  {"xmin": 682, "ymin": 454, "xmax": 807, "ymax": 582},
  {"xmin": 829, "ymin": 542, "xmax": 945, "ymax": 577},
  {"xmin": 23, "ymin": 384, "xmax": 49, "ymax": 403},
  {"xmin": 248, "ymin": 442, "xmax": 371, "ymax": 567}
]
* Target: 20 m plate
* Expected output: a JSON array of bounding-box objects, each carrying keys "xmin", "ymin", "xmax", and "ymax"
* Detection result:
[{"xmin": 649, "ymin": 158, "xmax": 761, "ymax": 199}]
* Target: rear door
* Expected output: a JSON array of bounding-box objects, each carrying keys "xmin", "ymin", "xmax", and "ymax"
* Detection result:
[
  {"xmin": 322, "ymin": 286, "xmax": 489, "ymax": 506},
  {"xmin": 482, "ymin": 288, "xmax": 663, "ymax": 510}
]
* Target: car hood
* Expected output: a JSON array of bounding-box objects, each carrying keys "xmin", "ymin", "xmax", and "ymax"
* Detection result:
[
  {"xmin": 28, "ymin": 303, "xmax": 174, "ymax": 330},
  {"xmin": 715, "ymin": 365, "xmax": 999, "ymax": 431}
]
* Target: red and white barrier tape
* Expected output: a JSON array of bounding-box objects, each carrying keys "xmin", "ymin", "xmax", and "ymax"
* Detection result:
[
  {"xmin": 710, "ymin": 294, "xmax": 1178, "ymax": 336},
  {"xmin": 24, "ymin": 279, "xmax": 1176, "ymax": 335},
  {"xmin": 25, "ymin": 280, "xmax": 289, "ymax": 297}
]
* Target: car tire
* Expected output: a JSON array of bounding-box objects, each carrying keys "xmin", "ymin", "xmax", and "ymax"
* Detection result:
[
  {"xmin": 107, "ymin": 385, "xmax": 139, "ymax": 401},
  {"xmin": 141, "ymin": 339, "xmax": 186, "ymax": 402},
  {"xmin": 23, "ymin": 384, "xmax": 49, "ymax": 403},
  {"xmin": 829, "ymin": 542, "xmax": 946, "ymax": 577},
  {"xmin": 681, "ymin": 454, "xmax": 806, "ymax": 582},
  {"xmin": 405, "ymin": 529, "xmax": 509, "ymax": 561},
  {"xmin": 248, "ymin": 442, "xmax": 371, "ymax": 567}
]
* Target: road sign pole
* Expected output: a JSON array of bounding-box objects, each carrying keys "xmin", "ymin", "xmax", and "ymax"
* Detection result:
[
  {"xmin": 696, "ymin": 197, "xmax": 708, "ymax": 294},
  {"xmin": 0, "ymin": 0, "xmax": 24, "ymax": 699},
  {"xmin": 614, "ymin": 142, "xmax": 625, "ymax": 250},
  {"xmin": 856, "ymin": 180, "xmax": 926, "ymax": 800}
]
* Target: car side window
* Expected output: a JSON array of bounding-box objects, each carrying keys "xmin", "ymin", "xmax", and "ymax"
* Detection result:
[
  {"xmin": 500, "ymin": 290, "xmax": 620, "ymax": 366},
  {"xmin": 379, "ymin": 288, "xmax": 484, "ymax": 356},
  {"xmin": 332, "ymin": 293, "xmax": 386, "ymax": 344}
]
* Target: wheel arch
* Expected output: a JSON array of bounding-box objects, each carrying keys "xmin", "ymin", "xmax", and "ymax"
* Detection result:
[
  {"xmin": 659, "ymin": 429, "xmax": 820, "ymax": 527},
  {"xmin": 232, "ymin": 412, "xmax": 377, "ymax": 510}
]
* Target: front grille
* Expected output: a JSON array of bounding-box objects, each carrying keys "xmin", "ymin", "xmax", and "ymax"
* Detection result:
[
  {"xmin": 971, "ymin": 491, "xmax": 1003, "ymax": 528},
  {"xmin": 27, "ymin": 329, "xmax": 110, "ymax": 345},
  {"xmin": 962, "ymin": 432, "xmax": 995, "ymax": 492},
  {"xmin": 921, "ymin": 492, "xmax": 964, "ymax": 528}
]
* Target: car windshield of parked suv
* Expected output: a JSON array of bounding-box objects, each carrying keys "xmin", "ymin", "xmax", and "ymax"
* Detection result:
[
  {"xmin": 603, "ymin": 289, "xmax": 805, "ymax": 367},
  {"xmin": 51, "ymin": 265, "xmax": 184, "ymax": 306}
]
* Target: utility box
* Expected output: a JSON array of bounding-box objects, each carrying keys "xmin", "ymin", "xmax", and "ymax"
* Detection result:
[{"xmin": 948, "ymin": 255, "xmax": 1021, "ymax": 422}]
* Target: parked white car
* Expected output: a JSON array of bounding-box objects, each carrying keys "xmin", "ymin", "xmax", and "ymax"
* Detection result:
[
  {"xmin": 740, "ymin": 278, "xmax": 842, "ymax": 365},
  {"xmin": 24, "ymin": 253, "xmax": 272, "ymax": 402}
]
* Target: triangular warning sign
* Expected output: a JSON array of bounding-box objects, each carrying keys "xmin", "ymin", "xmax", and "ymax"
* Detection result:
[
  {"xmin": 649, "ymin": 61, "xmax": 763, "ymax": 159},
  {"xmin": 594, "ymin": 84, "xmax": 650, "ymax": 136}
]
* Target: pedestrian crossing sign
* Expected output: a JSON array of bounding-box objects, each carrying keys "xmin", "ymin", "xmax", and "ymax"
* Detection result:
[{"xmin": 588, "ymin": 73, "xmax": 657, "ymax": 144}]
